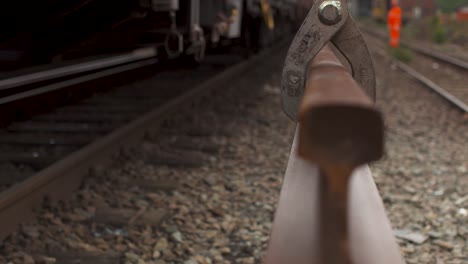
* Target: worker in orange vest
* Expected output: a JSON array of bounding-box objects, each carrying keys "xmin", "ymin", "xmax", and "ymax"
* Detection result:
[{"xmin": 387, "ymin": 0, "xmax": 402, "ymax": 48}]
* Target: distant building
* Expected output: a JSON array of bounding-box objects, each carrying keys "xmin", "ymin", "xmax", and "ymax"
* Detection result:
[
  {"xmin": 358, "ymin": 0, "xmax": 373, "ymax": 17},
  {"xmin": 348, "ymin": 0, "xmax": 360, "ymax": 17},
  {"xmin": 456, "ymin": 6, "xmax": 468, "ymax": 21},
  {"xmin": 347, "ymin": 0, "xmax": 373, "ymax": 17},
  {"xmin": 400, "ymin": 0, "xmax": 436, "ymax": 18}
]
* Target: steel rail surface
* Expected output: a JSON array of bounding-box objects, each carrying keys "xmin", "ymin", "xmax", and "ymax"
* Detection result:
[
  {"xmin": 0, "ymin": 59, "xmax": 158, "ymax": 105},
  {"xmin": 0, "ymin": 47, "xmax": 157, "ymax": 90},
  {"xmin": 394, "ymin": 60, "xmax": 468, "ymax": 113},
  {"xmin": 265, "ymin": 46, "xmax": 404, "ymax": 264},
  {"xmin": 0, "ymin": 40, "xmax": 290, "ymax": 241}
]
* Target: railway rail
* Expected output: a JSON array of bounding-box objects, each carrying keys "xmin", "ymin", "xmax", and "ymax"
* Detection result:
[
  {"xmin": 0, "ymin": 41, "xmax": 288, "ymax": 241},
  {"xmin": 361, "ymin": 26, "xmax": 468, "ymax": 113},
  {"xmin": 266, "ymin": 1, "xmax": 404, "ymax": 263},
  {"xmin": 0, "ymin": 47, "xmax": 157, "ymax": 97},
  {"xmin": 266, "ymin": 44, "xmax": 404, "ymax": 264}
]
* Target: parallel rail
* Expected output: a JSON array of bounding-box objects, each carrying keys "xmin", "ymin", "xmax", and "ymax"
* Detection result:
[
  {"xmin": 0, "ymin": 48, "xmax": 158, "ymax": 103},
  {"xmin": 265, "ymin": 46, "xmax": 404, "ymax": 263},
  {"xmin": 0, "ymin": 41, "xmax": 288, "ymax": 241},
  {"xmin": 394, "ymin": 62, "xmax": 468, "ymax": 112},
  {"xmin": 0, "ymin": 47, "xmax": 157, "ymax": 91},
  {"xmin": 361, "ymin": 27, "xmax": 468, "ymax": 113}
]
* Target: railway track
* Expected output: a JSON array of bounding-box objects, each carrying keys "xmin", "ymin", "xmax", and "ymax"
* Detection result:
[
  {"xmin": 361, "ymin": 27, "xmax": 468, "ymax": 113},
  {"xmin": 0, "ymin": 48, "xmax": 160, "ymax": 102},
  {"xmin": 0, "ymin": 40, "xmax": 288, "ymax": 242},
  {"xmin": 0, "ymin": 48, "xmax": 166, "ymax": 127}
]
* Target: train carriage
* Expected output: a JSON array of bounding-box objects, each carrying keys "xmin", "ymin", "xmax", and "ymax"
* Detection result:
[{"xmin": 0, "ymin": 0, "xmax": 295, "ymax": 70}]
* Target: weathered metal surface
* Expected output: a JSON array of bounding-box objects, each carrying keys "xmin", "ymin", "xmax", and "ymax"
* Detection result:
[
  {"xmin": 298, "ymin": 45, "xmax": 383, "ymax": 167},
  {"xmin": 296, "ymin": 44, "xmax": 383, "ymax": 264},
  {"xmin": 264, "ymin": 130, "xmax": 405, "ymax": 264},
  {"xmin": 281, "ymin": 0, "xmax": 375, "ymax": 120}
]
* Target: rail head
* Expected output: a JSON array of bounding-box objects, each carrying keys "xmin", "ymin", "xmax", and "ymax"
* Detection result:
[{"xmin": 298, "ymin": 45, "xmax": 383, "ymax": 168}]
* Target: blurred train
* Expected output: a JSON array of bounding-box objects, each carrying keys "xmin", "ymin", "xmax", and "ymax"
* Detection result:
[
  {"xmin": 372, "ymin": 0, "xmax": 436, "ymax": 23},
  {"xmin": 0, "ymin": 0, "xmax": 297, "ymax": 70}
]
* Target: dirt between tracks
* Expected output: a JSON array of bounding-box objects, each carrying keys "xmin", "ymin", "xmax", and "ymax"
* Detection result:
[
  {"xmin": 369, "ymin": 42, "xmax": 468, "ymax": 263},
  {"xmin": 0, "ymin": 47, "xmax": 296, "ymax": 264}
]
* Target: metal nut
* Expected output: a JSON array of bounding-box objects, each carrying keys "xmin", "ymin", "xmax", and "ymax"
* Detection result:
[{"xmin": 319, "ymin": 1, "xmax": 342, "ymax": 26}]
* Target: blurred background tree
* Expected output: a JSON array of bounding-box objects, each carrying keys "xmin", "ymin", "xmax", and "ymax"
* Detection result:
[{"xmin": 436, "ymin": 0, "xmax": 468, "ymax": 13}]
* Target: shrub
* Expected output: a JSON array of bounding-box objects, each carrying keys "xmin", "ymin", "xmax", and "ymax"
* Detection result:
[
  {"xmin": 389, "ymin": 47, "xmax": 413, "ymax": 63},
  {"xmin": 432, "ymin": 26, "xmax": 448, "ymax": 44}
]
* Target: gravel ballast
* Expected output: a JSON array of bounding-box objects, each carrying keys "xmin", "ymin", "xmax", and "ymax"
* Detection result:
[
  {"xmin": 0, "ymin": 47, "xmax": 295, "ymax": 264},
  {"xmin": 368, "ymin": 39, "xmax": 467, "ymax": 264}
]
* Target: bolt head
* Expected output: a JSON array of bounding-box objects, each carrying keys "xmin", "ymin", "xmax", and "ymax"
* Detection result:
[{"xmin": 319, "ymin": 3, "xmax": 342, "ymax": 25}]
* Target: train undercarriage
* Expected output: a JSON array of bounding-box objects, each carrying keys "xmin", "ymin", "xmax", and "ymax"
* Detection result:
[{"xmin": 0, "ymin": 0, "xmax": 295, "ymax": 71}]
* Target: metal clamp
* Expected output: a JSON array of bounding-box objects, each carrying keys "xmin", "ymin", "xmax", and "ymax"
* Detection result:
[{"xmin": 281, "ymin": 0, "xmax": 375, "ymax": 120}]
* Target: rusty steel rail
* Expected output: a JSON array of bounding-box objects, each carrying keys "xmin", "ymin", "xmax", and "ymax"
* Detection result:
[{"xmin": 265, "ymin": 45, "xmax": 405, "ymax": 264}]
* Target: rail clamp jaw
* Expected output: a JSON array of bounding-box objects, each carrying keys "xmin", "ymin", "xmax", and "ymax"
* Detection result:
[{"xmin": 281, "ymin": 0, "xmax": 376, "ymax": 121}]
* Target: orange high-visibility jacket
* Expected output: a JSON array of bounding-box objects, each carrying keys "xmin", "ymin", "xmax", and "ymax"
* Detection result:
[
  {"xmin": 387, "ymin": 6, "xmax": 402, "ymax": 47},
  {"xmin": 387, "ymin": 6, "xmax": 402, "ymax": 30}
]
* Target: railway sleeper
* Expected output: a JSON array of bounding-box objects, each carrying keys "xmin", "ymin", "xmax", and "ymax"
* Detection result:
[
  {"xmin": 119, "ymin": 177, "xmax": 179, "ymax": 193},
  {"xmin": 33, "ymin": 251, "xmax": 122, "ymax": 264},
  {"xmin": 142, "ymin": 148, "xmax": 209, "ymax": 168},
  {"xmin": 0, "ymin": 133, "xmax": 95, "ymax": 146},
  {"xmin": 56, "ymin": 105, "xmax": 147, "ymax": 115},
  {"xmin": 33, "ymin": 113, "xmax": 135, "ymax": 124},
  {"xmin": 7, "ymin": 122, "xmax": 115, "ymax": 134},
  {"xmin": 94, "ymin": 207, "xmax": 168, "ymax": 228},
  {"xmin": 0, "ymin": 153, "xmax": 61, "ymax": 170},
  {"xmin": 160, "ymin": 121, "xmax": 239, "ymax": 138},
  {"xmin": 156, "ymin": 136, "xmax": 221, "ymax": 154}
]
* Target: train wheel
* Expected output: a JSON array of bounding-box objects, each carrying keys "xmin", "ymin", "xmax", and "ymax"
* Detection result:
[
  {"xmin": 259, "ymin": 21, "xmax": 274, "ymax": 48},
  {"xmin": 241, "ymin": 12, "xmax": 261, "ymax": 58},
  {"xmin": 241, "ymin": 25, "xmax": 253, "ymax": 58}
]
